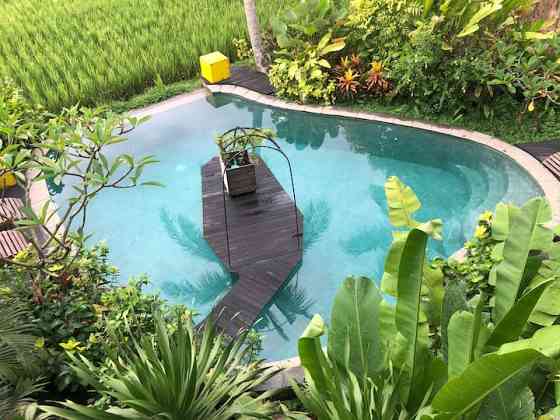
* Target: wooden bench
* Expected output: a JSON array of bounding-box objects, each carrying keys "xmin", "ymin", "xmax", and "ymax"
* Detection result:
[
  {"xmin": 0, "ymin": 230, "xmax": 28, "ymax": 259},
  {"xmin": 0, "ymin": 197, "xmax": 26, "ymax": 228},
  {"xmin": 0, "ymin": 197, "xmax": 29, "ymax": 259},
  {"xmin": 543, "ymin": 152, "xmax": 560, "ymax": 180}
]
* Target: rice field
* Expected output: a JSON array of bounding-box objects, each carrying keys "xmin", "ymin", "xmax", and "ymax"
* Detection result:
[{"xmin": 0, "ymin": 0, "xmax": 289, "ymax": 110}]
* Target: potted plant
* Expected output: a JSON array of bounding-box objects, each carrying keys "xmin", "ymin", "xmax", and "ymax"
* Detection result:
[{"xmin": 215, "ymin": 127, "xmax": 272, "ymax": 196}]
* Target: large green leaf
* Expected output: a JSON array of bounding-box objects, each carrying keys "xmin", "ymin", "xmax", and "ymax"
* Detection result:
[
  {"xmin": 492, "ymin": 203, "xmax": 509, "ymax": 241},
  {"xmin": 381, "ymin": 235, "xmax": 407, "ymax": 297},
  {"xmin": 498, "ymin": 325, "xmax": 560, "ymax": 358},
  {"xmin": 457, "ymin": 0, "xmax": 503, "ymax": 37},
  {"xmin": 448, "ymin": 294, "xmax": 485, "ymax": 380},
  {"xmin": 485, "ymin": 278, "xmax": 553, "ymax": 348},
  {"xmin": 395, "ymin": 228, "xmax": 428, "ymax": 406},
  {"xmin": 328, "ymin": 276, "xmax": 384, "ymax": 378},
  {"xmin": 423, "ymin": 263, "xmax": 445, "ymax": 326},
  {"xmin": 493, "ymin": 199, "xmax": 548, "ymax": 323},
  {"xmin": 447, "ymin": 311, "xmax": 475, "ymax": 379},
  {"xmin": 477, "ymin": 369, "xmax": 535, "ymax": 420},
  {"xmin": 432, "ymin": 349, "xmax": 543, "ymax": 419},
  {"xmin": 382, "ymin": 224, "xmax": 443, "ymax": 300},
  {"xmin": 385, "ymin": 176, "xmax": 421, "ymax": 229},
  {"xmin": 441, "ymin": 281, "xmax": 468, "ymax": 362},
  {"xmin": 530, "ymin": 245, "xmax": 560, "ymax": 325},
  {"xmin": 379, "ymin": 300, "xmax": 409, "ymax": 367},
  {"xmin": 298, "ymin": 314, "xmax": 329, "ymax": 390}
]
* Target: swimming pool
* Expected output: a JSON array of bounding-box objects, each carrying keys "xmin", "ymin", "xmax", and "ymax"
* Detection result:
[{"xmin": 56, "ymin": 93, "xmax": 542, "ymax": 360}]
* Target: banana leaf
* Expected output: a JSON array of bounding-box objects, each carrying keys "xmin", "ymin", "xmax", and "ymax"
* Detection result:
[
  {"xmin": 432, "ymin": 349, "xmax": 543, "ymax": 419},
  {"xmin": 328, "ymin": 276, "xmax": 384, "ymax": 378},
  {"xmin": 493, "ymin": 198, "xmax": 548, "ymax": 323}
]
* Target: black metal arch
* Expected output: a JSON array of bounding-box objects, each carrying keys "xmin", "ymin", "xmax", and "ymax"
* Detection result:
[{"xmin": 219, "ymin": 127, "xmax": 301, "ymax": 267}]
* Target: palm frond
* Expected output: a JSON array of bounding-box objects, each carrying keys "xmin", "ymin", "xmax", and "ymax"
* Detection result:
[
  {"xmin": 303, "ymin": 199, "xmax": 331, "ymax": 251},
  {"xmin": 0, "ymin": 304, "xmax": 44, "ymax": 418},
  {"xmin": 160, "ymin": 208, "xmax": 218, "ymax": 263}
]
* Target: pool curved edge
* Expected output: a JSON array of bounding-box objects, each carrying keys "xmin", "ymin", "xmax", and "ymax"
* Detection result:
[
  {"xmin": 204, "ymin": 83, "xmax": 560, "ymax": 226},
  {"xmin": 127, "ymin": 85, "xmax": 560, "ymax": 386}
]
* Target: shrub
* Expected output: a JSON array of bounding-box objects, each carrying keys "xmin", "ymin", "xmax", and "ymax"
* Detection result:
[
  {"xmin": 0, "ymin": 84, "xmax": 174, "ymax": 395},
  {"xmin": 272, "ymin": 0, "xmax": 560, "ymax": 123},
  {"xmin": 233, "ymin": 38, "xmax": 253, "ymax": 61},
  {"xmin": 0, "ymin": 78, "xmax": 50, "ymax": 150},
  {"xmin": 269, "ymin": 32, "xmax": 344, "ymax": 103},
  {"xmin": 0, "ymin": 242, "xmax": 187, "ymax": 394},
  {"xmin": 40, "ymin": 315, "xmax": 278, "ymax": 420},
  {"xmin": 345, "ymin": 0, "xmax": 422, "ymax": 61},
  {"xmin": 0, "ymin": 304, "xmax": 44, "ymax": 418}
]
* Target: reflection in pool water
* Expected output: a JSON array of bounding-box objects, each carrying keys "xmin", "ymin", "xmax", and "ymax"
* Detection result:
[{"xmin": 54, "ymin": 93, "xmax": 542, "ymax": 360}]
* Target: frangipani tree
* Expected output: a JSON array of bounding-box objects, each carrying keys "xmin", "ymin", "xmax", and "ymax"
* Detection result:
[{"xmin": 0, "ymin": 105, "xmax": 160, "ymax": 284}]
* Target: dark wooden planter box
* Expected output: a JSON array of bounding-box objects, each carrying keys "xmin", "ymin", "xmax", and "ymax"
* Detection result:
[{"xmin": 219, "ymin": 154, "xmax": 257, "ymax": 196}]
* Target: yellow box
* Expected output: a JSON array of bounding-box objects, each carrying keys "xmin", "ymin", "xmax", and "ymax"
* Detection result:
[
  {"xmin": 0, "ymin": 172, "xmax": 16, "ymax": 189},
  {"xmin": 200, "ymin": 52, "xmax": 230, "ymax": 83}
]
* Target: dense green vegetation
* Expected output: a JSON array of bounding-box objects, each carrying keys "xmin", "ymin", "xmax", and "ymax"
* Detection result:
[
  {"xmin": 2, "ymin": 0, "xmax": 560, "ymax": 417},
  {"xmin": 291, "ymin": 178, "xmax": 560, "ymax": 419},
  {"xmin": 269, "ymin": 0, "xmax": 560, "ymax": 142},
  {"xmin": 3, "ymin": 79, "xmax": 560, "ymax": 418},
  {"xmin": 0, "ymin": 0, "xmax": 288, "ymax": 111}
]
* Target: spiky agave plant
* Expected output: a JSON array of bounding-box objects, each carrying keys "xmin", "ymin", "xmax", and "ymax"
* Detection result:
[{"xmin": 40, "ymin": 314, "xmax": 279, "ymax": 420}]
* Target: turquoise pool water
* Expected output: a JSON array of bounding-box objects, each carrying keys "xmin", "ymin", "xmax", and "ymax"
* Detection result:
[{"xmin": 56, "ymin": 93, "xmax": 542, "ymax": 360}]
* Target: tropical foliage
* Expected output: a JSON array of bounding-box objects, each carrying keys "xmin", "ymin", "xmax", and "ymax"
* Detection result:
[
  {"xmin": 270, "ymin": 0, "xmax": 560, "ymax": 129},
  {"xmin": 0, "ymin": 86, "xmax": 190, "ymax": 399},
  {"xmin": 292, "ymin": 177, "xmax": 560, "ymax": 419},
  {"xmin": 0, "ymin": 304, "xmax": 44, "ymax": 418},
  {"xmin": 269, "ymin": 31, "xmax": 345, "ymax": 104},
  {"xmin": 40, "ymin": 315, "xmax": 278, "ymax": 420}
]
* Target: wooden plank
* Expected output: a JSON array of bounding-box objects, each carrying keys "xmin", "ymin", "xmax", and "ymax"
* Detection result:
[
  {"xmin": 0, "ymin": 197, "xmax": 25, "ymax": 227},
  {"xmin": 0, "ymin": 230, "xmax": 28, "ymax": 259},
  {"xmin": 201, "ymin": 156, "xmax": 303, "ymax": 336}
]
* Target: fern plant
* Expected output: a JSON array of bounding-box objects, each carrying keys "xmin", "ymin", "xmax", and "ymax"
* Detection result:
[{"xmin": 0, "ymin": 304, "xmax": 44, "ymax": 419}]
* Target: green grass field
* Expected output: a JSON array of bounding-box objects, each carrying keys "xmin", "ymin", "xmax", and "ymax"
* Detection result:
[{"xmin": 0, "ymin": 0, "xmax": 287, "ymax": 110}]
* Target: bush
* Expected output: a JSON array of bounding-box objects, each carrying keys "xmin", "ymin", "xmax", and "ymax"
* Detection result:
[
  {"xmin": 345, "ymin": 0, "xmax": 422, "ymax": 61},
  {"xmin": 0, "ymin": 78, "xmax": 50, "ymax": 150},
  {"xmin": 0, "ymin": 243, "xmax": 187, "ymax": 394},
  {"xmin": 40, "ymin": 315, "xmax": 277, "ymax": 420},
  {"xmin": 269, "ymin": 32, "xmax": 343, "ymax": 103},
  {"xmin": 270, "ymin": 0, "xmax": 560, "ymax": 124}
]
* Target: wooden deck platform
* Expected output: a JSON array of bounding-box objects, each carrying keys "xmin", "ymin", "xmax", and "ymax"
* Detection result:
[
  {"xmin": 517, "ymin": 140, "xmax": 560, "ymax": 180},
  {"xmin": 203, "ymin": 66, "xmax": 275, "ymax": 96},
  {"xmin": 202, "ymin": 157, "xmax": 303, "ymax": 336}
]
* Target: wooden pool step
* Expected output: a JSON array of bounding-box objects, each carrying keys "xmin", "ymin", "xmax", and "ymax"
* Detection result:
[{"xmin": 201, "ymin": 157, "xmax": 303, "ymax": 337}]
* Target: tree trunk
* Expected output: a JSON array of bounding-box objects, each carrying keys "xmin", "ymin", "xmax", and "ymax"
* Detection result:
[
  {"xmin": 528, "ymin": 0, "xmax": 560, "ymax": 29},
  {"xmin": 243, "ymin": 0, "xmax": 267, "ymax": 73}
]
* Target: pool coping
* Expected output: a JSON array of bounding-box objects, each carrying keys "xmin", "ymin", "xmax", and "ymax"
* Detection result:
[{"xmin": 131, "ymin": 85, "xmax": 560, "ymax": 388}]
